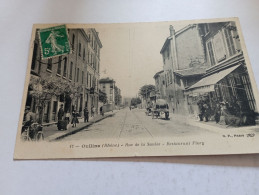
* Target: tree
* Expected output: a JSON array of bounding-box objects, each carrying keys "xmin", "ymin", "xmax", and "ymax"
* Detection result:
[
  {"xmin": 99, "ymin": 90, "xmax": 107, "ymax": 104},
  {"xmin": 130, "ymin": 97, "xmax": 141, "ymax": 107},
  {"xmin": 139, "ymin": 84, "xmax": 156, "ymax": 100},
  {"xmin": 29, "ymin": 76, "xmax": 83, "ymax": 124},
  {"xmin": 114, "ymin": 86, "xmax": 122, "ymax": 106}
]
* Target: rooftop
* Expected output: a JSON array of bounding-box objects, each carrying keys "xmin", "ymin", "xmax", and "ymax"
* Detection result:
[
  {"xmin": 153, "ymin": 70, "xmax": 164, "ymax": 79},
  {"xmin": 99, "ymin": 77, "xmax": 115, "ymax": 83}
]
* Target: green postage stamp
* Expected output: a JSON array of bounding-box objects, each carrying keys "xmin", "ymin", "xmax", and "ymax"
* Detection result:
[{"xmin": 39, "ymin": 25, "xmax": 70, "ymax": 59}]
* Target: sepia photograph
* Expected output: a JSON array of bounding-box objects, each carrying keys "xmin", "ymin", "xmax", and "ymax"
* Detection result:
[{"xmin": 14, "ymin": 18, "xmax": 259, "ymax": 159}]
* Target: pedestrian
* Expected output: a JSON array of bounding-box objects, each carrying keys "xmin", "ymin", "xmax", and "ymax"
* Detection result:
[
  {"xmin": 197, "ymin": 98, "xmax": 204, "ymax": 121},
  {"xmin": 57, "ymin": 104, "xmax": 65, "ymax": 130},
  {"xmin": 71, "ymin": 110, "xmax": 79, "ymax": 127},
  {"xmin": 214, "ymin": 102, "xmax": 221, "ymax": 123},
  {"xmin": 58, "ymin": 104, "xmax": 64, "ymax": 121},
  {"xmin": 100, "ymin": 106, "xmax": 104, "ymax": 116},
  {"xmin": 83, "ymin": 106, "xmax": 89, "ymax": 122},
  {"xmin": 203, "ymin": 101, "xmax": 210, "ymax": 122}
]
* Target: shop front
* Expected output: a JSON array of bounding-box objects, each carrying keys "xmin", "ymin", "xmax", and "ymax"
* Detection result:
[{"xmin": 185, "ymin": 64, "xmax": 257, "ymax": 125}]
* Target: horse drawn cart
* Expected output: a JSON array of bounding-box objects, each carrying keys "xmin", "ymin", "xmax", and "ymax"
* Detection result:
[{"xmin": 151, "ymin": 99, "xmax": 170, "ymax": 120}]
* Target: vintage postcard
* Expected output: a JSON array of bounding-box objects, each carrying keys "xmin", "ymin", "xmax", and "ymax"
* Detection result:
[{"xmin": 14, "ymin": 18, "xmax": 259, "ymax": 159}]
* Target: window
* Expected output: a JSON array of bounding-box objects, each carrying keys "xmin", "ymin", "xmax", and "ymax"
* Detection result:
[
  {"xmin": 165, "ymin": 73, "xmax": 168, "ymax": 87},
  {"xmin": 167, "ymin": 72, "xmax": 170, "ymax": 85},
  {"xmin": 69, "ymin": 62, "xmax": 73, "ymax": 80},
  {"xmin": 31, "ymin": 42, "xmax": 38, "ymax": 70},
  {"xmin": 86, "ymin": 73, "xmax": 89, "ymax": 87},
  {"xmin": 224, "ymin": 28, "xmax": 236, "ymax": 57},
  {"xmin": 87, "ymin": 51, "xmax": 90, "ymax": 64},
  {"xmin": 83, "ymin": 48, "xmax": 86, "ymax": 60},
  {"xmin": 92, "ymin": 77, "xmax": 95, "ymax": 87},
  {"xmin": 88, "ymin": 33, "xmax": 91, "ymax": 43},
  {"xmin": 57, "ymin": 56, "xmax": 62, "ymax": 75},
  {"xmin": 169, "ymin": 70, "xmax": 173, "ymax": 84},
  {"xmin": 207, "ymin": 41, "xmax": 216, "ymax": 66},
  {"xmin": 63, "ymin": 57, "xmax": 67, "ymax": 77},
  {"xmin": 52, "ymin": 101, "xmax": 58, "ymax": 121},
  {"xmin": 89, "ymin": 74, "xmax": 92, "ymax": 87},
  {"xmin": 241, "ymin": 74, "xmax": 256, "ymax": 111},
  {"xmin": 74, "ymin": 66, "xmax": 76, "ymax": 82},
  {"xmin": 47, "ymin": 58, "xmax": 52, "ymax": 71},
  {"xmin": 78, "ymin": 43, "xmax": 81, "ymax": 56},
  {"xmin": 228, "ymin": 76, "xmax": 237, "ymax": 96},
  {"xmin": 72, "ymin": 34, "xmax": 75, "ymax": 51},
  {"xmin": 82, "ymin": 71, "xmax": 84, "ymax": 84},
  {"xmin": 77, "ymin": 68, "xmax": 79, "ymax": 82},
  {"xmin": 90, "ymin": 54, "xmax": 93, "ymax": 66},
  {"xmin": 94, "ymin": 57, "xmax": 96, "ymax": 69}
]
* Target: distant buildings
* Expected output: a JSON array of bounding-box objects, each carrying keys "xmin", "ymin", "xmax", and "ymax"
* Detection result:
[{"xmin": 99, "ymin": 77, "xmax": 121, "ymax": 111}]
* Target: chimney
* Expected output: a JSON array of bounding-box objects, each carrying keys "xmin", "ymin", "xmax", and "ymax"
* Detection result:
[{"xmin": 169, "ymin": 25, "xmax": 175, "ymax": 36}]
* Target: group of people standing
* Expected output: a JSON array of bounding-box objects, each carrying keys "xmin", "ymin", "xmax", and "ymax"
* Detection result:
[
  {"xmin": 57, "ymin": 104, "xmax": 103, "ymax": 130},
  {"xmin": 57, "ymin": 104, "xmax": 80, "ymax": 129},
  {"xmin": 197, "ymin": 96, "xmax": 244, "ymax": 125},
  {"xmin": 197, "ymin": 97, "xmax": 211, "ymax": 122}
]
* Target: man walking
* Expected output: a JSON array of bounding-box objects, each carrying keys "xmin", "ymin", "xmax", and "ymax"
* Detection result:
[
  {"xmin": 100, "ymin": 106, "xmax": 104, "ymax": 116},
  {"xmin": 197, "ymin": 98, "xmax": 204, "ymax": 121},
  {"xmin": 57, "ymin": 104, "xmax": 65, "ymax": 130},
  {"xmin": 58, "ymin": 104, "xmax": 64, "ymax": 121},
  {"xmin": 84, "ymin": 106, "xmax": 89, "ymax": 122}
]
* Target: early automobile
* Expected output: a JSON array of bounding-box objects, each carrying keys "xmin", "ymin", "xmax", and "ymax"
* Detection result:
[{"xmin": 151, "ymin": 99, "xmax": 170, "ymax": 120}]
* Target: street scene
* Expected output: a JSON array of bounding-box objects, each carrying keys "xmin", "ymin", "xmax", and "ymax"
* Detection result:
[
  {"xmin": 62, "ymin": 108, "xmax": 219, "ymax": 141},
  {"xmin": 19, "ymin": 20, "xmax": 259, "ymax": 143}
]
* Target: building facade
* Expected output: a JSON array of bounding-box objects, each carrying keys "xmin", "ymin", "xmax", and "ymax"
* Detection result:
[
  {"xmin": 99, "ymin": 77, "xmax": 116, "ymax": 112},
  {"xmin": 185, "ymin": 22, "xmax": 257, "ymax": 122},
  {"xmin": 160, "ymin": 24, "xmax": 207, "ymax": 114},
  {"xmin": 85, "ymin": 28, "xmax": 102, "ymax": 116},
  {"xmin": 25, "ymin": 28, "xmax": 102, "ymax": 124},
  {"xmin": 153, "ymin": 70, "xmax": 166, "ymax": 99}
]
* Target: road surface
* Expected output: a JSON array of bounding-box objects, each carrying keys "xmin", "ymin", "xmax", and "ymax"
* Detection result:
[{"xmin": 63, "ymin": 108, "xmax": 217, "ymax": 141}]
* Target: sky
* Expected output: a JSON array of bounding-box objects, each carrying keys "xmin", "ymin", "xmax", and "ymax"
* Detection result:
[{"xmin": 95, "ymin": 22, "xmax": 187, "ymax": 98}]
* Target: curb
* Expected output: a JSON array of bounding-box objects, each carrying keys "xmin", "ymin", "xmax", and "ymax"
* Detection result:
[{"xmin": 50, "ymin": 113, "xmax": 115, "ymax": 141}]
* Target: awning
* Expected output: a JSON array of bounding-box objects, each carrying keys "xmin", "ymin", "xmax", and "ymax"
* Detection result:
[{"xmin": 185, "ymin": 64, "xmax": 241, "ymax": 95}]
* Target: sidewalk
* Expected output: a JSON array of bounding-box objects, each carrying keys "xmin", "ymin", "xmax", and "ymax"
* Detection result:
[
  {"xmin": 43, "ymin": 110, "xmax": 117, "ymax": 141},
  {"xmin": 169, "ymin": 112, "xmax": 258, "ymax": 134}
]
